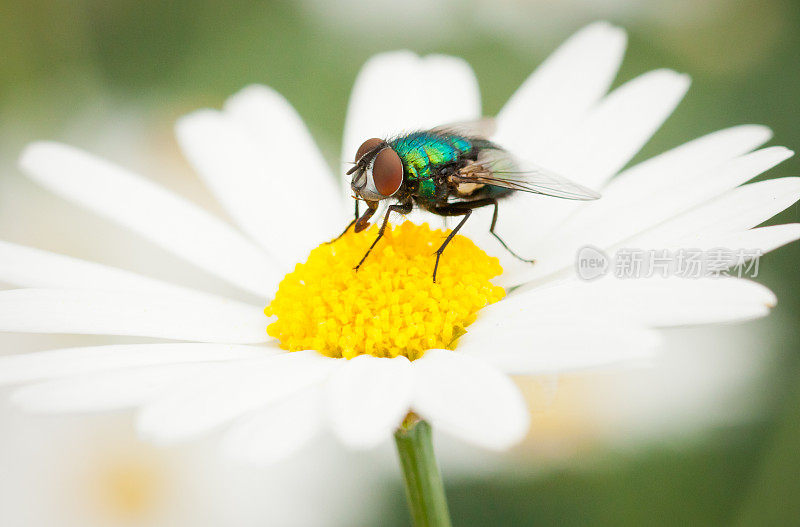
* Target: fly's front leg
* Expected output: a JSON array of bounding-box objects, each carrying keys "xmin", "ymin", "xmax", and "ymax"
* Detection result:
[
  {"xmin": 327, "ymin": 199, "xmax": 362, "ymax": 244},
  {"xmin": 354, "ymin": 201, "xmax": 413, "ymax": 271},
  {"xmin": 354, "ymin": 200, "xmax": 379, "ymax": 233}
]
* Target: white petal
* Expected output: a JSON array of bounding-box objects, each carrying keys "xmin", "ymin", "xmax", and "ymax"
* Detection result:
[
  {"xmin": 489, "ymin": 276, "xmax": 776, "ymax": 328},
  {"xmin": 19, "ymin": 142, "xmax": 279, "ymax": 298},
  {"xmin": 459, "ymin": 324, "xmax": 659, "ymax": 375},
  {"xmin": 676, "ymin": 224, "xmax": 800, "ymax": 255},
  {"xmin": 532, "ymin": 125, "xmax": 772, "ymax": 260},
  {"xmin": 221, "ymin": 388, "xmax": 323, "ymax": 465},
  {"xmin": 10, "ymin": 362, "xmax": 220, "ymax": 412},
  {"xmin": 631, "ymin": 178, "xmax": 800, "ymax": 246},
  {"xmin": 0, "ymin": 240, "xmax": 206, "ymax": 296},
  {"xmin": 510, "ymin": 147, "xmax": 794, "ymax": 285},
  {"xmin": 608, "ymin": 125, "xmax": 773, "ymax": 194},
  {"xmin": 550, "ymin": 126, "xmax": 776, "ymax": 245},
  {"xmin": 541, "ymin": 69, "xmax": 691, "ymax": 188},
  {"xmin": 176, "ymin": 86, "xmax": 341, "ymax": 266},
  {"xmin": 492, "ymin": 70, "xmax": 692, "ymax": 262},
  {"xmin": 341, "ymin": 52, "xmax": 480, "ymax": 203},
  {"xmin": 0, "ymin": 343, "xmax": 276, "ymax": 386},
  {"xmin": 495, "ymin": 21, "xmax": 626, "ymax": 161},
  {"xmin": 136, "ymin": 351, "xmax": 335, "ymax": 443},
  {"xmin": 411, "ymin": 350, "xmax": 529, "ymax": 450},
  {"xmin": 0, "ymin": 288, "xmax": 269, "ymax": 343},
  {"xmin": 326, "ymin": 355, "xmax": 413, "ymax": 449}
]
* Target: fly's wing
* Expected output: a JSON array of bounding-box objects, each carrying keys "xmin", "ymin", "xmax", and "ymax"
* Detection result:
[
  {"xmin": 431, "ymin": 117, "xmax": 497, "ymax": 138},
  {"xmin": 454, "ymin": 148, "xmax": 601, "ymax": 201}
]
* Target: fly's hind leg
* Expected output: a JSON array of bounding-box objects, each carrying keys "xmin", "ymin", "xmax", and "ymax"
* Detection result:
[
  {"xmin": 430, "ymin": 199, "xmax": 500, "ymax": 282},
  {"xmin": 487, "ymin": 199, "xmax": 535, "ymax": 264},
  {"xmin": 433, "ymin": 198, "xmax": 534, "ymax": 282},
  {"xmin": 430, "ymin": 207, "xmax": 473, "ymax": 283}
]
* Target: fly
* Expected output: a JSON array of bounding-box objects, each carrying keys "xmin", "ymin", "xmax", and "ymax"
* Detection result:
[{"xmin": 337, "ymin": 121, "xmax": 601, "ymax": 282}]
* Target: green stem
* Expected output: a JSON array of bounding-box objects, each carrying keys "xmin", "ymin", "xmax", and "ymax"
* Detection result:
[{"xmin": 393, "ymin": 417, "xmax": 452, "ymax": 527}]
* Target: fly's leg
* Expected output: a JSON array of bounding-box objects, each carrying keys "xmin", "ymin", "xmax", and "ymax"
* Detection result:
[
  {"xmin": 433, "ymin": 198, "xmax": 534, "ymax": 281},
  {"xmin": 328, "ymin": 219, "xmax": 357, "ymax": 245},
  {"xmin": 431, "ymin": 209, "xmax": 472, "ymax": 283},
  {"xmin": 326, "ymin": 200, "xmax": 360, "ymax": 244},
  {"xmin": 488, "ymin": 199, "xmax": 535, "ymax": 264},
  {"xmin": 354, "ymin": 201, "xmax": 413, "ymax": 271},
  {"xmin": 354, "ymin": 200, "xmax": 379, "ymax": 233}
]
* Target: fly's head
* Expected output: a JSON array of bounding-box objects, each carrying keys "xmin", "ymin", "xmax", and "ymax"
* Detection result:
[{"xmin": 348, "ymin": 138, "xmax": 404, "ymax": 230}]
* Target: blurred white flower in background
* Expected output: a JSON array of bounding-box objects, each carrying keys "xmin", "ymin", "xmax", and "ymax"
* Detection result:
[{"xmin": 0, "ymin": 408, "xmax": 382, "ymax": 527}]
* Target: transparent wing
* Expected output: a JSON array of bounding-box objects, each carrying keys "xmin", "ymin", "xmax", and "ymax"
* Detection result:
[
  {"xmin": 454, "ymin": 148, "xmax": 601, "ymax": 201},
  {"xmin": 431, "ymin": 117, "xmax": 497, "ymax": 138}
]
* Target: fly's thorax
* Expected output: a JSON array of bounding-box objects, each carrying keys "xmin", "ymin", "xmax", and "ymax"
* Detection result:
[
  {"xmin": 391, "ymin": 132, "xmax": 472, "ymax": 179},
  {"xmin": 389, "ymin": 132, "xmax": 475, "ymax": 200}
]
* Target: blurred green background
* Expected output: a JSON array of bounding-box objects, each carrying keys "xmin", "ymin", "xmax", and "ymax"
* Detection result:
[{"xmin": 1, "ymin": 0, "xmax": 798, "ymax": 525}]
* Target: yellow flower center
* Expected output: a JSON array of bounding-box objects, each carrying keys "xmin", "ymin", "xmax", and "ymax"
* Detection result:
[{"xmin": 265, "ymin": 221, "xmax": 505, "ymax": 360}]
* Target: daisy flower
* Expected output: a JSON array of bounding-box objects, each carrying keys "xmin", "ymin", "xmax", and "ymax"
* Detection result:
[{"xmin": 0, "ymin": 22, "xmax": 798, "ymax": 524}]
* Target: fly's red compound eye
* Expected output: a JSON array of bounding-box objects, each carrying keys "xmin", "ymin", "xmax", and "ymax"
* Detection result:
[
  {"xmin": 355, "ymin": 138, "xmax": 384, "ymax": 163},
  {"xmin": 372, "ymin": 148, "xmax": 403, "ymax": 196}
]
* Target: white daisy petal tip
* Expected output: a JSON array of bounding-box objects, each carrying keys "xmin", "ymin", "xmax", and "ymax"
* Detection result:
[
  {"xmin": 177, "ymin": 83, "xmax": 295, "ymax": 132},
  {"xmin": 174, "ymin": 108, "xmax": 218, "ymax": 136},
  {"xmin": 18, "ymin": 140, "xmax": 64, "ymax": 172},
  {"xmin": 760, "ymin": 146, "xmax": 794, "ymax": 162},
  {"xmin": 343, "ymin": 48, "xmax": 481, "ymax": 171},
  {"xmin": 554, "ymin": 20, "xmax": 628, "ymax": 55},
  {"xmin": 326, "ymin": 355, "xmax": 414, "ymax": 450},
  {"xmin": 493, "ymin": 19, "xmax": 627, "ymax": 166},
  {"xmin": 736, "ymin": 124, "xmax": 774, "ymax": 143},
  {"xmin": 584, "ymin": 19, "xmax": 622, "ymax": 31},
  {"xmin": 358, "ymin": 49, "xmax": 477, "ymax": 78},
  {"xmin": 638, "ymin": 69, "xmax": 692, "ymax": 101},
  {"xmin": 641, "ymin": 68, "xmax": 691, "ymax": 100},
  {"xmin": 223, "ymin": 83, "xmax": 283, "ymax": 109},
  {"xmin": 771, "ymin": 223, "xmax": 800, "ymax": 250},
  {"xmin": 755, "ymin": 281, "xmax": 778, "ymax": 309},
  {"xmin": 576, "ymin": 20, "xmax": 627, "ymax": 51},
  {"xmin": 176, "ymin": 79, "xmax": 340, "ymax": 264}
]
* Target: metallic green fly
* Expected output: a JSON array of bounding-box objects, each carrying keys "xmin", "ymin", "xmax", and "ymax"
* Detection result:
[{"xmin": 339, "ymin": 121, "xmax": 601, "ymax": 282}]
